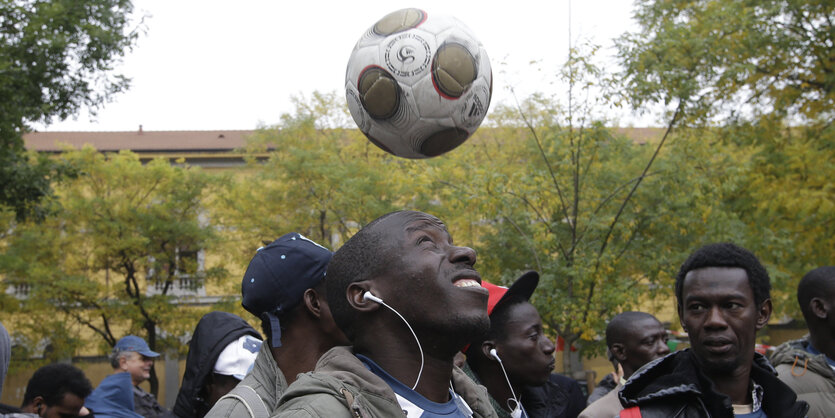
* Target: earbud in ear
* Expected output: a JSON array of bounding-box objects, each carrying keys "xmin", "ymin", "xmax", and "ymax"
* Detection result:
[
  {"xmin": 489, "ymin": 348, "xmax": 501, "ymax": 362},
  {"xmin": 363, "ymin": 291, "xmax": 384, "ymax": 304}
]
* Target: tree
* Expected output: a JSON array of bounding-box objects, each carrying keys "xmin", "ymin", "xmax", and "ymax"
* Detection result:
[
  {"xmin": 617, "ymin": 0, "xmax": 834, "ymax": 123},
  {"xmin": 423, "ymin": 46, "xmax": 734, "ymax": 373},
  {"xmin": 212, "ymin": 91, "xmax": 439, "ymax": 265},
  {"xmin": 617, "ymin": 0, "xmax": 835, "ymax": 319},
  {"xmin": 0, "ymin": 148, "xmax": 222, "ymax": 396},
  {"xmin": 0, "ymin": 0, "xmax": 139, "ymax": 220}
]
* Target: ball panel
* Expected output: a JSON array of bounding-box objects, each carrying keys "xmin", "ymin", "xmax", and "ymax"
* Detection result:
[
  {"xmin": 431, "ymin": 43, "xmax": 477, "ymax": 98},
  {"xmin": 383, "ymin": 32, "xmax": 433, "ymax": 81},
  {"xmin": 420, "ymin": 128, "xmax": 470, "ymax": 157},
  {"xmin": 358, "ymin": 66, "xmax": 400, "ymax": 119},
  {"xmin": 373, "ymin": 8, "xmax": 427, "ymax": 36}
]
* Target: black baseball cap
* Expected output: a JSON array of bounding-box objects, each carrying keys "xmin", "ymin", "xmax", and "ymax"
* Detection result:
[{"xmin": 241, "ymin": 232, "xmax": 332, "ymax": 347}]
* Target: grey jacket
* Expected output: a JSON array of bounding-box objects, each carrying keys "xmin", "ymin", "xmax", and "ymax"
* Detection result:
[
  {"xmin": 133, "ymin": 385, "xmax": 169, "ymax": 418},
  {"xmin": 770, "ymin": 336, "xmax": 835, "ymax": 418},
  {"xmin": 206, "ymin": 342, "xmax": 288, "ymax": 418},
  {"xmin": 579, "ymin": 382, "xmax": 622, "ymax": 418},
  {"xmin": 273, "ymin": 346, "xmax": 498, "ymax": 418}
]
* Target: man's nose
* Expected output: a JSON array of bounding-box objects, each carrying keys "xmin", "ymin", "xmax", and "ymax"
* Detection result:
[{"xmin": 450, "ymin": 245, "xmax": 477, "ymax": 266}]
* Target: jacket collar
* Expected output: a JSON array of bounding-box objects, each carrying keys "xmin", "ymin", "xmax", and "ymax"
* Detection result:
[{"xmin": 621, "ymin": 349, "xmax": 808, "ymax": 418}]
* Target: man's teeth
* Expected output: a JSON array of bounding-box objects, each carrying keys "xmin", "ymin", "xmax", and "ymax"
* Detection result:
[{"xmin": 454, "ymin": 279, "xmax": 480, "ymax": 288}]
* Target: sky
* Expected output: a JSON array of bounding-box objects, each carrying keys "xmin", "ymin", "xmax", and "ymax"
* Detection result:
[{"xmin": 39, "ymin": 0, "xmax": 645, "ymax": 132}]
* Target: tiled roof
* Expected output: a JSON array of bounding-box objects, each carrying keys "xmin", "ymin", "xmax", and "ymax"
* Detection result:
[
  {"xmin": 23, "ymin": 127, "xmax": 666, "ymax": 153},
  {"xmin": 23, "ymin": 129, "xmax": 255, "ymax": 153}
]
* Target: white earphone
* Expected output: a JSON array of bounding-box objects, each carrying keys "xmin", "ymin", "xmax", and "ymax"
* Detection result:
[
  {"xmin": 360, "ymin": 290, "xmax": 424, "ymax": 390},
  {"xmin": 363, "ymin": 291, "xmax": 384, "ymax": 304},
  {"xmin": 489, "ymin": 345, "xmax": 522, "ymax": 418}
]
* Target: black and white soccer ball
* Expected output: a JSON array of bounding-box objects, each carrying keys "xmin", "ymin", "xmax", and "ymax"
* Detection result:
[{"xmin": 345, "ymin": 8, "xmax": 492, "ymax": 159}]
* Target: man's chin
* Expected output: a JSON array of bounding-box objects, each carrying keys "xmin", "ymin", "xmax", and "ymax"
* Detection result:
[
  {"xmin": 436, "ymin": 314, "xmax": 490, "ymax": 349},
  {"xmin": 697, "ymin": 353, "xmax": 743, "ymax": 376}
]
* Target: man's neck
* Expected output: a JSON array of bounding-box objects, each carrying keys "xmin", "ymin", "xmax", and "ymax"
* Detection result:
[
  {"xmin": 473, "ymin": 364, "xmax": 517, "ymax": 413},
  {"xmin": 358, "ymin": 346, "xmax": 455, "ymax": 403},
  {"xmin": 809, "ymin": 330, "xmax": 835, "ymax": 361},
  {"xmin": 272, "ymin": 340, "xmax": 331, "ymax": 386},
  {"xmin": 705, "ymin": 365, "xmax": 752, "ymax": 405}
]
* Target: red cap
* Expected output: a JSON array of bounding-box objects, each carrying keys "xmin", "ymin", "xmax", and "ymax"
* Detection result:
[
  {"xmin": 462, "ymin": 271, "xmax": 539, "ymax": 353},
  {"xmin": 483, "ymin": 271, "xmax": 539, "ymax": 316}
]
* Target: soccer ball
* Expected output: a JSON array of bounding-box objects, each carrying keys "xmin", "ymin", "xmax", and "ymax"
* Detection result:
[{"xmin": 345, "ymin": 8, "xmax": 492, "ymax": 159}]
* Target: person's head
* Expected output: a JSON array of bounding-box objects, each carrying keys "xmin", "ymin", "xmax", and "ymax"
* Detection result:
[
  {"xmin": 110, "ymin": 335, "xmax": 159, "ymax": 386},
  {"xmin": 797, "ymin": 266, "xmax": 835, "ymax": 338},
  {"xmin": 605, "ymin": 311, "xmax": 669, "ymax": 378},
  {"xmin": 242, "ymin": 232, "xmax": 346, "ymax": 349},
  {"xmin": 21, "ymin": 363, "xmax": 92, "ymax": 418},
  {"xmin": 175, "ymin": 311, "xmax": 262, "ymax": 418},
  {"xmin": 327, "ymin": 210, "xmax": 489, "ymax": 353},
  {"xmin": 675, "ymin": 243, "xmax": 772, "ymax": 377},
  {"xmin": 205, "ymin": 334, "xmax": 260, "ymax": 405},
  {"xmin": 468, "ymin": 272, "xmax": 555, "ymax": 388}
]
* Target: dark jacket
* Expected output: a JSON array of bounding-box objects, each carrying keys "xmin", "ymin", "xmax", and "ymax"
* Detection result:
[
  {"xmin": 619, "ymin": 349, "xmax": 808, "ymax": 418},
  {"xmin": 173, "ymin": 311, "xmax": 262, "ymax": 418},
  {"xmin": 85, "ymin": 372, "xmax": 143, "ymax": 418},
  {"xmin": 522, "ymin": 373, "xmax": 586, "ymax": 418}
]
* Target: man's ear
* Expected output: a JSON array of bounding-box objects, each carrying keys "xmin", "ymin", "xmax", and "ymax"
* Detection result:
[
  {"xmin": 755, "ymin": 298, "xmax": 773, "ymax": 330},
  {"xmin": 610, "ymin": 343, "xmax": 627, "ymax": 363},
  {"xmin": 810, "ymin": 297, "xmax": 828, "ymax": 320},
  {"xmin": 346, "ymin": 281, "xmax": 381, "ymax": 312},
  {"xmin": 32, "ymin": 395, "xmax": 45, "ymax": 416},
  {"xmin": 303, "ymin": 288, "xmax": 323, "ymax": 319},
  {"xmin": 480, "ymin": 340, "xmax": 497, "ymax": 361}
]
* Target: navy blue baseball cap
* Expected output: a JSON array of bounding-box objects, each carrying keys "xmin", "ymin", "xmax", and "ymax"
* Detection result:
[
  {"xmin": 242, "ymin": 232, "xmax": 332, "ymax": 348},
  {"xmin": 113, "ymin": 335, "xmax": 160, "ymax": 358}
]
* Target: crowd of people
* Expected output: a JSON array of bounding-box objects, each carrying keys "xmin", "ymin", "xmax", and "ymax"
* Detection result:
[{"xmin": 0, "ymin": 210, "xmax": 833, "ymax": 418}]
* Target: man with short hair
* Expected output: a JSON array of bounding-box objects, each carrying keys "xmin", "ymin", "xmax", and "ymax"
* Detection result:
[
  {"xmin": 618, "ymin": 243, "xmax": 808, "ymax": 418},
  {"xmin": 579, "ymin": 311, "xmax": 669, "ymax": 418},
  {"xmin": 19, "ymin": 363, "xmax": 93, "ymax": 418},
  {"xmin": 274, "ymin": 210, "xmax": 497, "ymax": 417},
  {"xmin": 770, "ymin": 266, "xmax": 835, "ymax": 418},
  {"xmin": 107, "ymin": 335, "xmax": 167, "ymax": 417},
  {"xmin": 465, "ymin": 273, "xmax": 586, "ymax": 418},
  {"xmin": 206, "ymin": 232, "xmax": 349, "ymax": 418}
]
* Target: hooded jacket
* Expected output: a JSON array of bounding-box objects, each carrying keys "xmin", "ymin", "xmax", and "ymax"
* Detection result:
[
  {"xmin": 273, "ymin": 346, "xmax": 498, "ymax": 418},
  {"xmin": 204, "ymin": 339, "xmax": 287, "ymax": 418},
  {"xmin": 85, "ymin": 372, "xmax": 144, "ymax": 418},
  {"xmin": 618, "ymin": 349, "xmax": 808, "ymax": 418},
  {"xmin": 770, "ymin": 336, "xmax": 835, "ymax": 418},
  {"xmin": 173, "ymin": 311, "xmax": 261, "ymax": 418}
]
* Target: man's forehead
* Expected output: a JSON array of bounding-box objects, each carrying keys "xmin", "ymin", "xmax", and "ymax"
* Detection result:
[
  {"xmin": 683, "ymin": 266, "xmax": 751, "ymax": 296},
  {"xmin": 627, "ymin": 317, "xmax": 663, "ymax": 333},
  {"xmin": 380, "ymin": 211, "xmax": 447, "ymax": 234},
  {"xmin": 404, "ymin": 216, "xmax": 447, "ymax": 233}
]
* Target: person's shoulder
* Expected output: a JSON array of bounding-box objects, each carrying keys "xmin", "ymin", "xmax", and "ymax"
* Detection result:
[
  {"xmin": 769, "ymin": 337, "xmax": 809, "ymax": 366},
  {"xmin": 579, "ymin": 385, "xmax": 623, "ymax": 418},
  {"xmin": 205, "ymin": 395, "xmax": 253, "ymax": 418},
  {"xmin": 272, "ymin": 392, "xmax": 356, "ymax": 418}
]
